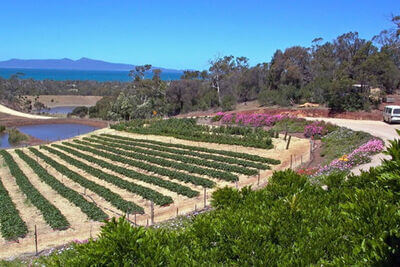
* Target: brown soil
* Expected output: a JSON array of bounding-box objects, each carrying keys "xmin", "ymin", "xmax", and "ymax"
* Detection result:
[
  {"xmin": 0, "ymin": 128, "xmax": 310, "ymax": 259},
  {"xmin": 0, "ymin": 112, "xmax": 109, "ymax": 128},
  {"xmin": 177, "ymin": 100, "xmax": 384, "ymax": 121},
  {"xmin": 24, "ymin": 95, "xmax": 103, "ymax": 108}
]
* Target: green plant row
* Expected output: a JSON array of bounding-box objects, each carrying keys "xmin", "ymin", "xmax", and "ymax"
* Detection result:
[
  {"xmin": 41, "ymin": 146, "xmax": 173, "ymax": 206},
  {"xmin": 101, "ymin": 133, "xmax": 280, "ymax": 165},
  {"xmin": 0, "ymin": 150, "xmax": 69, "ymax": 230},
  {"xmin": 100, "ymin": 134, "xmax": 269, "ymax": 170},
  {"xmin": 76, "ymin": 138, "xmax": 236, "ymax": 182},
  {"xmin": 71, "ymin": 139, "xmax": 218, "ymax": 186},
  {"xmin": 112, "ymin": 118, "xmax": 274, "ymax": 149},
  {"xmin": 123, "ymin": 127, "xmax": 274, "ymax": 149},
  {"xmin": 90, "ymin": 135, "xmax": 263, "ymax": 175},
  {"xmin": 28, "ymin": 147, "xmax": 143, "ymax": 214},
  {"xmin": 15, "ymin": 149, "xmax": 108, "ymax": 221},
  {"xmin": 0, "ymin": 169, "xmax": 28, "ymax": 240},
  {"xmin": 52, "ymin": 143, "xmax": 200, "ymax": 198}
]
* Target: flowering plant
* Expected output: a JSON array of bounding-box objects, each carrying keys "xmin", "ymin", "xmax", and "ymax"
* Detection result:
[
  {"xmin": 314, "ymin": 139, "xmax": 384, "ymax": 176},
  {"xmin": 304, "ymin": 121, "xmax": 324, "ymax": 138},
  {"xmin": 213, "ymin": 112, "xmax": 289, "ymax": 127}
]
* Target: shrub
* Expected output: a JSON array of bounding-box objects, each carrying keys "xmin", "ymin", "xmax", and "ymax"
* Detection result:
[
  {"xmin": 0, "ymin": 125, "xmax": 5, "ymax": 133},
  {"xmin": 221, "ymin": 95, "xmax": 236, "ymax": 111},
  {"xmin": 7, "ymin": 128, "xmax": 28, "ymax": 145}
]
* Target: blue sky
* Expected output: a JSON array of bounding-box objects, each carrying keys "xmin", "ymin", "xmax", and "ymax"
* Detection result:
[{"xmin": 0, "ymin": 0, "xmax": 398, "ymax": 70}]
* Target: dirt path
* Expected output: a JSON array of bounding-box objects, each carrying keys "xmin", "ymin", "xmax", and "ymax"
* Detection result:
[
  {"xmin": 305, "ymin": 117, "xmax": 400, "ymax": 174},
  {"xmin": 0, "ymin": 104, "xmax": 52, "ymax": 119}
]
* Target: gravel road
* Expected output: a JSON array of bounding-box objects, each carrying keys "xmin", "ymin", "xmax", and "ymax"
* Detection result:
[{"xmin": 305, "ymin": 117, "xmax": 400, "ymax": 174}]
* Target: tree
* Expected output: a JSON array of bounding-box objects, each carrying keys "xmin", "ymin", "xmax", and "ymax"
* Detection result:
[{"xmin": 129, "ymin": 64, "xmax": 152, "ymax": 81}]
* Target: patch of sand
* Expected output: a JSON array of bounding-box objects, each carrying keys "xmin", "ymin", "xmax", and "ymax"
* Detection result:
[
  {"xmin": 0, "ymin": 104, "xmax": 51, "ymax": 119},
  {"xmin": 24, "ymin": 95, "xmax": 103, "ymax": 108}
]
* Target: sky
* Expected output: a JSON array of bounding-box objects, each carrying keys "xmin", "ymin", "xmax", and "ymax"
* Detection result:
[{"xmin": 0, "ymin": 0, "xmax": 399, "ymax": 70}]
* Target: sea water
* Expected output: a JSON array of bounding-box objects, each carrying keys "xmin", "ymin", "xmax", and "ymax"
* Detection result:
[{"xmin": 0, "ymin": 68, "xmax": 181, "ymax": 82}]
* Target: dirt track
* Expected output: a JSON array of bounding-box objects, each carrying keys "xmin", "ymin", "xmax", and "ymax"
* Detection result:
[{"xmin": 306, "ymin": 117, "xmax": 400, "ymax": 174}]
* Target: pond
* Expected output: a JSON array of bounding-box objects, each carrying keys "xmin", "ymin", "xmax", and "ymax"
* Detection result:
[
  {"xmin": 47, "ymin": 106, "xmax": 78, "ymax": 114},
  {"xmin": 0, "ymin": 123, "xmax": 99, "ymax": 149}
]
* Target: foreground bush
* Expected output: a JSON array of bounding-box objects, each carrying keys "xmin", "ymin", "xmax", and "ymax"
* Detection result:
[{"xmin": 35, "ymin": 133, "xmax": 400, "ymax": 265}]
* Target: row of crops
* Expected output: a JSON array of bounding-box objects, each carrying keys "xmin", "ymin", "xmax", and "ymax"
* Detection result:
[
  {"xmin": 111, "ymin": 118, "xmax": 274, "ymax": 149},
  {"xmin": 0, "ymin": 132, "xmax": 280, "ymax": 240}
]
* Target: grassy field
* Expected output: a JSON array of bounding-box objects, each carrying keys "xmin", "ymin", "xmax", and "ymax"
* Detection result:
[{"xmin": 0, "ymin": 127, "xmax": 310, "ymax": 259}]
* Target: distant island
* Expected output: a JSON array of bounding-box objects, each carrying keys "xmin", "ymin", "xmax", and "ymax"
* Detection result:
[{"xmin": 0, "ymin": 57, "xmax": 182, "ymax": 72}]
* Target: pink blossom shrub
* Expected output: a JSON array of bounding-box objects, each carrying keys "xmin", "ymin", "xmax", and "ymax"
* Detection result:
[
  {"xmin": 304, "ymin": 121, "xmax": 324, "ymax": 137},
  {"xmin": 213, "ymin": 112, "xmax": 289, "ymax": 127},
  {"xmin": 314, "ymin": 139, "xmax": 384, "ymax": 176}
]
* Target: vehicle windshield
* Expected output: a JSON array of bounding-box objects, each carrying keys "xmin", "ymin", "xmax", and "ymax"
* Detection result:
[{"xmin": 393, "ymin": 109, "xmax": 400, "ymax": 115}]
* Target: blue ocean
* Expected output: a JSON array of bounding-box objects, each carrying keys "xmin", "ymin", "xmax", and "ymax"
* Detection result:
[{"xmin": 0, "ymin": 68, "xmax": 182, "ymax": 82}]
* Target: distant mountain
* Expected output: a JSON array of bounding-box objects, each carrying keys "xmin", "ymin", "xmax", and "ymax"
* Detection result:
[{"xmin": 0, "ymin": 57, "xmax": 182, "ymax": 72}]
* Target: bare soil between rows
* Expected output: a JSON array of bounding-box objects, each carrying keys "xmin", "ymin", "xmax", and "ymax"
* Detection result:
[{"xmin": 0, "ymin": 128, "xmax": 311, "ymax": 260}]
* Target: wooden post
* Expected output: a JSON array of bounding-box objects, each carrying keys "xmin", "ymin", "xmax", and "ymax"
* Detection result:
[
  {"xmin": 301, "ymin": 155, "xmax": 303, "ymax": 165},
  {"xmin": 257, "ymin": 172, "xmax": 260, "ymax": 186},
  {"xmin": 34, "ymin": 225, "xmax": 38, "ymax": 256},
  {"xmin": 150, "ymin": 201, "xmax": 154, "ymax": 225},
  {"xmin": 195, "ymin": 204, "xmax": 197, "ymax": 211},
  {"xmin": 284, "ymin": 131, "xmax": 288, "ymax": 141},
  {"xmin": 290, "ymin": 155, "xmax": 293, "ymax": 169},
  {"xmin": 286, "ymin": 135, "xmax": 291, "ymax": 150},
  {"xmin": 203, "ymin": 187, "xmax": 207, "ymax": 208},
  {"xmin": 146, "ymin": 218, "xmax": 149, "ymax": 227},
  {"xmin": 176, "ymin": 207, "xmax": 179, "ymax": 216},
  {"xmin": 134, "ymin": 213, "xmax": 137, "ymax": 225}
]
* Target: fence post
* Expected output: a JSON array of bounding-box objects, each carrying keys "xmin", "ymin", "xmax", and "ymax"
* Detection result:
[
  {"xmin": 290, "ymin": 155, "xmax": 293, "ymax": 169},
  {"xmin": 203, "ymin": 187, "xmax": 207, "ymax": 208},
  {"xmin": 34, "ymin": 225, "xmax": 38, "ymax": 256},
  {"xmin": 286, "ymin": 135, "xmax": 291, "ymax": 150},
  {"xmin": 176, "ymin": 207, "xmax": 179, "ymax": 217},
  {"xmin": 134, "ymin": 213, "xmax": 137, "ymax": 225},
  {"xmin": 284, "ymin": 131, "xmax": 288, "ymax": 141},
  {"xmin": 150, "ymin": 201, "xmax": 154, "ymax": 225},
  {"xmin": 257, "ymin": 171, "xmax": 260, "ymax": 186}
]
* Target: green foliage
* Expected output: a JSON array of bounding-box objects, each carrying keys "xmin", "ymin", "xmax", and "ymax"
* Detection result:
[
  {"xmin": 0, "ymin": 150, "xmax": 69, "ymax": 230},
  {"xmin": 113, "ymin": 118, "xmax": 274, "ymax": 149},
  {"xmin": 68, "ymin": 106, "xmax": 88, "ymax": 118},
  {"xmin": 40, "ymin": 146, "xmax": 172, "ymax": 206},
  {"xmin": 7, "ymin": 128, "xmax": 28, "ymax": 145},
  {"xmin": 37, "ymin": 153, "xmax": 400, "ymax": 265},
  {"xmin": 320, "ymin": 127, "xmax": 374, "ymax": 163},
  {"xmin": 52, "ymin": 143, "xmax": 199, "ymax": 198},
  {"xmin": 15, "ymin": 149, "xmax": 108, "ymax": 221},
  {"xmin": 100, "ymin": 133, "xmax": 279, "ymax": 164},
  {"xmin": 29, "ymin": 147, "xmax": 143, "ymax": 214},
  {"xmin": 82, "ymin": 136, "xmax": 257, "ymax": 177},
  {"xmin": 0, "ymin": 125, "xmax": 6, "ymax": 133},
  {"xmin": 0, "ymin": 162, "xmax": 28, "ymax": 240},
  {"xmin": 221, "ymin": 95, "xmax": 236, "ymax": 111},
  {"xmin": 98, "ymin": 134, "xmax": 270, "ymax": 170}
]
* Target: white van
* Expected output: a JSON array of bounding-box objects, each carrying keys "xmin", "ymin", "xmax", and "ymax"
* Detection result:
[{"xmin": 383, "ymin": 105, "xmax": 400, "ymax": 124}]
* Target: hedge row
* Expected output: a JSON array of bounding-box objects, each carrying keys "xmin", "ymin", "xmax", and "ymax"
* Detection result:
[
  {"xmin": 87, "ymin": 136, "xmax": 261, "ymax": 175},
  {"xmin": 41, "ymin": 146, "xmax": 173, "ymax": 206},
  {"xmin": 99, "ymin": 134, "xmax": 269, "ymax": 170},
  {"xmin": 15, "ymin": 149, "xmax": 108, "ymax": 221},
  {"xmin": 0, "ymin": 167, "xmax": 28, "ymax": 240},
  {"xmin": 79, "ymin": 138, "xmax": 239, "ymax": 181},
  {"xmin": 0, "ymin": 150, "xmax": 69, "ymax": 230},
  {"xmin": 28, "ymin": 147, "xmax": 143, "ymax": 214},
  {"xmin": 52, "ymin": 143, "xmax": 199, "ymax": 198},
  {"xmin": 101, "ymin": 134, "xmax": 280, "ymax": 164}
]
